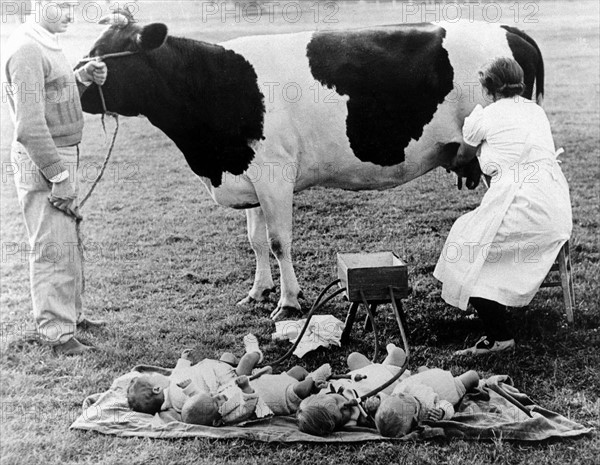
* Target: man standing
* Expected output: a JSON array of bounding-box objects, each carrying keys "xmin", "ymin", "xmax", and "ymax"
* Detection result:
[{"xmin": 4, "ymin": 1, "xmax": 108, "ymax": 355}]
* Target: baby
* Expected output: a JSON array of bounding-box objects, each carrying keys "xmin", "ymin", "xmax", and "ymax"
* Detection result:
[
  {"xmin": 297, "ymin": 344, "xmax": 409, "ymax": 436},
  {"xmin": 181, "ymin": 364, "xmax": 332, "ymax": 426},
  {"xmin": 375, "ymin": 368, "xmax": 480, "ymax": 437},
  {"xmin": 126, "ymin": 334, "xmax": 264, "ymax": 415}
]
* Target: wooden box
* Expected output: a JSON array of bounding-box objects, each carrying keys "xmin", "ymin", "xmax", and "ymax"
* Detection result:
[{"xmin": 337, "ymin": 252, "xmax": 409, "ymax": 302}]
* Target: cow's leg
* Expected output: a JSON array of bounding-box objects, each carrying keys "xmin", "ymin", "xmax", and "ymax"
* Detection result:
[
  {"xmin": 237, "ymin": 206, "xmax": 275, "ymax": 305},
  {"xmin": 256, "ymin": 184, "xmax": 302, "ymax": 320}
]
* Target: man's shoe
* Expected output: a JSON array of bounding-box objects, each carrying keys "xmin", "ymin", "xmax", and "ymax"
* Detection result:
[
  {"xmin": 53, "ymin": 337, "xmax": 95, "ymax": 356},
  {"xmin": 77, "ymin": 317, "xmax": 107, "ymax": 331},
  {"xmin": 455, "ymin": 336, "xmax": 515, "ymax": 356}
]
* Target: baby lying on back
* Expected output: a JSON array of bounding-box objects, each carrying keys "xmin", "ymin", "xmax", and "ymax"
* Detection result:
[
  {"xmin": 181, "ymin": 363, "xmax": 330, "ymax": 426},
  {"xmin": 126, "ymin": 334, "xmax": 329, "ymax": 426},
  {"xmin": 296, "ymin": 344, "xmax": 479, "ymax": 437},
  {"xmin": 375, "ymin": 367, "xmax": 480, "ymax": 437}
]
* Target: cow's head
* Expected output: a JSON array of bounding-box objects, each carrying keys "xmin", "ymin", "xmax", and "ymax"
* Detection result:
[{"xmin": 79, "ymin": 6, "xmax": 168, "ymax": 116}]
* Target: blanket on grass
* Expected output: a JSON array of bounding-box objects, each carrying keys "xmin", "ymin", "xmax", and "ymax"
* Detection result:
[{"xmin": 70, "ymin": 367, "xmax": 592, "ymax": 443}]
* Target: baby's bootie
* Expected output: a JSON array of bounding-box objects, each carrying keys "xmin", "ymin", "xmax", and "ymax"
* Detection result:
[
  {"xmin": 243, "ymin": 333, "xmax": 264, "ymax": 363},
  {"xmin": 309, "ymin": 363, "xmax": 332, "ymax": 389},
  {"xmin": 385, "ymin": 343, "xmax": 407, "ymax": 367}
]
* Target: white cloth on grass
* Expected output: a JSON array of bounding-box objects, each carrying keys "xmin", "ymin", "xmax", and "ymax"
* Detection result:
[{"xmin": 272, "ymin": 315, "xmax": 344, "ymax": 357}]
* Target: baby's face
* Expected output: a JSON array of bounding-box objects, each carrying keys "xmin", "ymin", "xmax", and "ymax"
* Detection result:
[
  {"xmin": 327, "ymin": 393, "xmax": 353, "ymax": 425},
  {"xmin": 381, "ymin": 395, "xmax": 419, "ymax": 435},
  {"xmin": 206, "ymin": 394, "xmax": 229, "ymax": 426},
  {"xmin": 126, "ymin": 373, "xmax": 171, "ymax": 408},
  {"xmin": 147, "ymin": 373, "xmax": 171, "ymax": 391}
]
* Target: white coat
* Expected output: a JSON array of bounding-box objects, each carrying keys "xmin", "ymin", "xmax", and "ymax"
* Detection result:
[{"xmin": 433, "ymin": 97, "xmax": 572, "ymax": 310}]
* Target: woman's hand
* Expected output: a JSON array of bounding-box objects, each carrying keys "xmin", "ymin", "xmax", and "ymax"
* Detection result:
[
  {"xmin": 452, "ymin": 154, "xmax": 482, "ymax": 190},
  {"xmin": 450, "ymin": 142, "xmax": 480, "ymax": 171},
  {"xmin": 442, "ymin": 141, "xmax": 482, "ymax": 190},
  {"xmin": 461, "ymin": 161, "xmax": 482, "ymax": 190}
]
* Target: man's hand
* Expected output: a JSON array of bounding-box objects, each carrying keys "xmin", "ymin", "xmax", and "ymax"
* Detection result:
[
  {"xmin": 48, "ymin": 179, "xmax": 81, "ymax": 220},
  {"xmin": 426, "ymin": 407, "xmax": 445, "ymax": 422},
  {"xmin": 77, "ymin": 60, "xmax": 108, "ymax": 86},
  {"xmin": 177, "ymin": 379, "xmax": 192, "ymax": 389}
]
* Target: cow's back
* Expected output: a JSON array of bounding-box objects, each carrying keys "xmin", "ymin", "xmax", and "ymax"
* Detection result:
[{"xmin": 218, "ymin": 22, "xmax": 538, "ymax": 192}]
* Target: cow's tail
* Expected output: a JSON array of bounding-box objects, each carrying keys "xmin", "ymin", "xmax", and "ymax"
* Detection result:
[
  {"xmin": 519, "ymin": 29, "xmax": 545, "ymax": 106},
  {"xmin": 503, "ymin": 26, "xmax": 545, "ymax": 106}
]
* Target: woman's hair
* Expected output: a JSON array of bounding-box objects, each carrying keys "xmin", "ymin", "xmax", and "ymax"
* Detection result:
[
  {"xmin": 126, "ymin": 376, "xmax": 164, "ymax": 415},
  {"xmin": 296, "ymin": 395, "xmax": 341, "ymax": 436},
  {"xmin": 478, "ymin": 57, "xmax": 525, "ymax": 99}
]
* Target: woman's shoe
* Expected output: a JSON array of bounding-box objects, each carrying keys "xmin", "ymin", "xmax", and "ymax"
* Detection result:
[{"xmin": 455, "ymin": 336, "xmax": 515, "ymax": 355}]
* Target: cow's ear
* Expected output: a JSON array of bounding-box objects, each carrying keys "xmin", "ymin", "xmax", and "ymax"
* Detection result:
[{"xmin": 136, "ymin": 23, "xmax": 168, "ymax": 51}]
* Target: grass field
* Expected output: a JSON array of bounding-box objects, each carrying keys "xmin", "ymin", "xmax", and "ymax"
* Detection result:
[{"xmin": 1, "ymin": 1, "xmax": 599, "ymax": 464}]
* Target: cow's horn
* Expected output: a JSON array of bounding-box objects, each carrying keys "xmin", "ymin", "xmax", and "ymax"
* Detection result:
[{"xmin": 98, "ymin": 13, "xmax": 129, "ymax": 27}]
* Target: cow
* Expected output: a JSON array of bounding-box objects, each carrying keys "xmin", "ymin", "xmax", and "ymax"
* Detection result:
[{"xmin": 80, "ymin": 8, "xmax": 544, "ymax": 319}]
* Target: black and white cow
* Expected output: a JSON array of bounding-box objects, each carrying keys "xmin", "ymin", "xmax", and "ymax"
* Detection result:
[{"xmin": 81, "ymin": 8, "xmax": 544, "ymax": 319}]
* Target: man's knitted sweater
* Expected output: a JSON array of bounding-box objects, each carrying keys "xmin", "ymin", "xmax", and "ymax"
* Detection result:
[{"xmin": 4, "ymin": 20, "xmax": 86, "ymax": 180}]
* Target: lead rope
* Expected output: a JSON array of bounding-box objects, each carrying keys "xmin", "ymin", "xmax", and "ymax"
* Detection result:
[{"xmin": 76, "ymin": 84, "xmax": 120, "ymax": 293}]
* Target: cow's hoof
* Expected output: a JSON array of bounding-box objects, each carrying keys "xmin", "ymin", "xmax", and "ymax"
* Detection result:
[
  {"xmin": 261, "ymin": 287, "xmax": 275, "ymax": 299},
  {"xmin": 237, "ymin": 295, "xmax": 257, "ymax": 306},
  {"xmin": 270, "ymin": 305, "xmax": 303, "ymax": 321},
  {"xmin": 236, "ymin": 288, "xmax": 275, "ymax": 306}
]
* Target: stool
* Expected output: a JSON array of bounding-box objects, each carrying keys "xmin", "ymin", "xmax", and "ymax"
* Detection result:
[
  {"xmin": 539, "ymin": 241, "xmax": 575, "ymax": 323},
  {"xmin": 340, "ymin": 297, "xmax": 408, "ymax": 347},
  {"xmin": 337, "ymin": 252, "xmax": 410, "ymax": 361}
]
